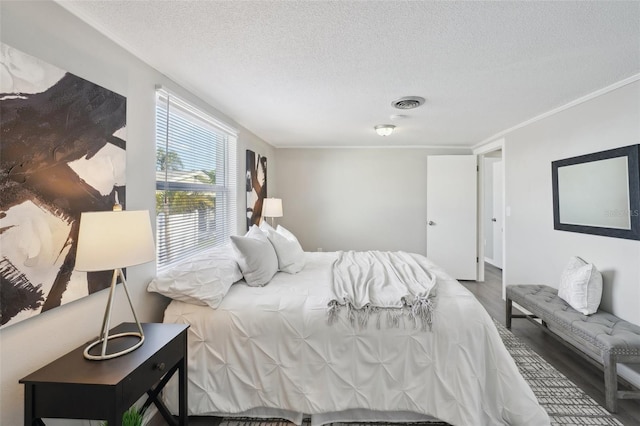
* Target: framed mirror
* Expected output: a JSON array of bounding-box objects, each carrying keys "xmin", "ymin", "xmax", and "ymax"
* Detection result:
[{"xmin": 551, "ymin": 144, "xmax": 640, "ymax": 240}]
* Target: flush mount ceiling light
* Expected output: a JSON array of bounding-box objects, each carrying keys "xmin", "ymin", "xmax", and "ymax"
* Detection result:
[
  {"xmin": 392, "ymin": 96, "xmax": 425, "ymax": 110},
  {"xmin": 374, "ymin": 124, "xmax": 396, "ymax": 136}
]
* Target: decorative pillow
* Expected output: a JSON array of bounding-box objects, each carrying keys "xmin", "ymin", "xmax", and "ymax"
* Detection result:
[
  {"xmin": 147, "ymin": 245, "xmax": 242, "ymax": 308},
  {"xmin": 265, "ymin": 225, "xmax": 306, "ymax": 274},
  {"xmin": 558, "ymin": 256, "xmax": 603, "ymax": 315},
  {"xmin": 276, "ymin": 224, "xmax": 298, "ymax": 242},
  {"xmin": 230, "ymin": 225, "xmax": 278, "ymax": 286},
  {"xmin": 259, "ymin": 220, "xmax": 275, "ymax": 234}
]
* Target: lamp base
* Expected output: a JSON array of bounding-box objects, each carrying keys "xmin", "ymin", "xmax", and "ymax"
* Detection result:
[
  {"xmin": 84, "ymin": 331, "xmax": 145, "ymax": 361},
  {"xmin": 84, "ymin": 268, "xmax": 145, "ymax": 361}
]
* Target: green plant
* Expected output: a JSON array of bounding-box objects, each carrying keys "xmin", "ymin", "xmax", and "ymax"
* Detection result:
[{"xmin": 100, "ymin": 406, "xmax": 143, "ymax": 426}]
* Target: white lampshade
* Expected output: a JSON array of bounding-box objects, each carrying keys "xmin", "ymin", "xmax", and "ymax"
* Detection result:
[
  {"xmin": 374, "ymin": 124, "xmax": 396, "ymax": 136},
  {"xmin": 75, "ymin": 210, "xmax": 155, "ymax": 272},
  {"xmin": 262, "ymin": 198, "xmax": 283, "ymax": 218}
]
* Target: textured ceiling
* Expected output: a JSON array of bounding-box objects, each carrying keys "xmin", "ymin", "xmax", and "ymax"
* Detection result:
[{"xmin": 58, "ymin": 1, "xmax": 640, "ymax": 148}]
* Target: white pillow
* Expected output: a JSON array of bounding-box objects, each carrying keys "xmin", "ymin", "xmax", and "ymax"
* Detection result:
[
  {"xmin": 230, "ymin": 225, "xmax": 278, "ymax": 286},
  {"xmin": 266, "ymin": 225, "xmax": 306, "ymax": 274},
  {"xmin": 276, "ymin": 224, "xmax": 298, "ymax": 242},
  {"xmin": 147, "ymin": 245, "xmax": 242, "ymax": 308},
  {"xmin": 558, "ymin": 256, "xmax": 603, "ymax": 315},
  {"xmin": 259, "ymin": 220, "xmax": 275, "ymax": 234}
]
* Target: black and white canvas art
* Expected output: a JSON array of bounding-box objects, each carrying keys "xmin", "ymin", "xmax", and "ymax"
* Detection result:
[
  {"xmin": 246, "ymin": 150, "xmax": 267, "ymax": 230},
  {"xmin": 0, "ymin": 43, "xmax": 127, "ymax": 328}
]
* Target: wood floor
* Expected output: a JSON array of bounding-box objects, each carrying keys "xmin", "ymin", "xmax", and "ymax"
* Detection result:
[
  {"xmin": 461, "ymin": 263, "xmax": 640, "ymax": 425},
  {"xmin": 183, "ymin": 263, "xmax": 640, "ymax": 425}
]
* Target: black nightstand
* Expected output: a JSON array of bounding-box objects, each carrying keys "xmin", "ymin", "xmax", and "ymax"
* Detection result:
[{"xmin": 20, "ymin": 322, "xmax": 189, "ymax": 426}]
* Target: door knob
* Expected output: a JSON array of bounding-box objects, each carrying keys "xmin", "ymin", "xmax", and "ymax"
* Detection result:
[
  {"xmin": 428, "ymin": 221, "xmax": 435, "ymax": 226},
  {"xmin": 491, "ymin": 218, "xmax": 497, "ymax": 222}
]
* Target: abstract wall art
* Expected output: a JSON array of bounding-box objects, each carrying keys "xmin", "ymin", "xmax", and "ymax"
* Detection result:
[
  {"xmin": 245, "ymin": 150, "xmax": 267, "ymax": 230},
  {"xmin": 0, "ymin": 43, "xmax": 127, "ymax": 328}
]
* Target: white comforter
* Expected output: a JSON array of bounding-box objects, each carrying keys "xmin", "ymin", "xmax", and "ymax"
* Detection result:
[{"xmin": 162, "ymin": 252, "xmax": 549, "ymax": 426}]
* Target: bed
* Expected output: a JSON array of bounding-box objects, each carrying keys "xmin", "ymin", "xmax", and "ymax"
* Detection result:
[{"xmin": 150, "ymin": 228, "xmax": 549, "ymax": 426}]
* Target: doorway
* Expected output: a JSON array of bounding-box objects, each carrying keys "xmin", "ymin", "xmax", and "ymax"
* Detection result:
[
  {"xmin": 475, "ymin": 139, "xmax": 505, "ymax": 286},
  {"xmin": 483, "ymin": 150, "xmax": 503, "ymax": 269}
]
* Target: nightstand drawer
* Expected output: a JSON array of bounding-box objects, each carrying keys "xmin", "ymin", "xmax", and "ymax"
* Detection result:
[{"xmin": 122, "ymin": 330, "xmax": 185, "ymax": 404}]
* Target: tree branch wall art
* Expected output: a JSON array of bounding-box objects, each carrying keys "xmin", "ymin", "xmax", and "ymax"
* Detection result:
[{"xmin": 245, "ymin": 150, "xmax": 267, "ymax": 230}]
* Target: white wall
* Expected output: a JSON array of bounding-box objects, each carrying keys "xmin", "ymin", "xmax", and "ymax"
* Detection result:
[
  {"xmin": 275, "ymin": 147, "xmax": 469, "ymax": 254},
  {"xmin": 0, "ymin": 2, "xmax": 274, "ymax": 425},
  {"xmin": 503, "ymin": 81, "xmax": 640, "ymax": 325}
]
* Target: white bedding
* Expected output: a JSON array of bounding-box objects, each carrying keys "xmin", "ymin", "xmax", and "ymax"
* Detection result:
[{"xmin": 162, "ymin": 252, "xmax": 550, "ymax": 426}]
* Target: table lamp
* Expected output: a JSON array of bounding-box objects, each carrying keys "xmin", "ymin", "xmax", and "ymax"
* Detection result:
[
  {"xmin": 262, "ymin": 198, "xmax": 283, "ymax": 226},
  {"xmin": 75, "ymin": 209, "xmax": 155, "ymax": 360}
]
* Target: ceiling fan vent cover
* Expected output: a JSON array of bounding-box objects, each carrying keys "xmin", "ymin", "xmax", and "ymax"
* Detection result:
[{"xmin": 392, "ymin": 96, "xmax": 425, "ymax": 110}]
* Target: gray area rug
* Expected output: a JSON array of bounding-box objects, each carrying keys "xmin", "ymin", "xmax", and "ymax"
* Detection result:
[
  {"xmin": 493, "ymin": 319, "xmax": 622, "ymax": 426},
  {"xmin": 218, "ymin": 320, "xmax": 622, "ymax": 426}
]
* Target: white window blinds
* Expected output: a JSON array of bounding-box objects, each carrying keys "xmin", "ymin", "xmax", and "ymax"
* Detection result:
[{"xmin": 155, "ymin": 88, "xmax": 237, "ymax": 270}]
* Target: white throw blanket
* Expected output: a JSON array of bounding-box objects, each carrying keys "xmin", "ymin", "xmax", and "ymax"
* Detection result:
[{"xmin": 327, "ymin": 251, "xmax": 438, "ymax": 331}]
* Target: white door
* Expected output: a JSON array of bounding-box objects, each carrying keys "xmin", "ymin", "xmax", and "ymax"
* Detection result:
[
  {"xmin": 426, "ymin": 155, "xmax": 477, "ymax": 280},
  {"xmin": 492, "ymin": 161, "xmax": 503, "ymax": 269}
]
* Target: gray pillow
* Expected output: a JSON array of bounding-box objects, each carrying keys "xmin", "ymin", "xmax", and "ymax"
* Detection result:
[
  {"xmin": 267, "ymin": 225, "xmax": 305, "ymax": 274},
  {"xmin": 230, "ymin": 225, "xmax": 278, "ymax": 286}
]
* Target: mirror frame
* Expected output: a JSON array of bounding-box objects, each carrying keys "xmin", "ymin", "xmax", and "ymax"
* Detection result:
[{"xmin": 551, "ymin": 144, "xmax": 640, "ymax": 240}]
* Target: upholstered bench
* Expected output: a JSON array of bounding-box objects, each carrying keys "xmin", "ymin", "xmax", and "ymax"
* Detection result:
[{"xmin": 505, "ymin": 284, "xmax": 640, "ymax": 413}]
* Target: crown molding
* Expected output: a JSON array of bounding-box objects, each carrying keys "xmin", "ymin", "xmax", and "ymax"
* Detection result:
[{"xmin": 473, "ymin": 74, "xmax": 640, "ymax": 151}]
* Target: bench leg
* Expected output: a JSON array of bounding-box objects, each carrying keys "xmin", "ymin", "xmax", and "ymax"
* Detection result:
[
  {"xmin": 604, "ymin": 353, "xmax": 618, "ymax": 413},
  {"xmin": 505, "ymin": 298, "xmax": 513, "ymax": 329}
]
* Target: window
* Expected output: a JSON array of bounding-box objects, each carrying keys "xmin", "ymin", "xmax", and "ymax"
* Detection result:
[{"xmin": 155, "ymin": 88, "xmax": 237, "ymax": 270}]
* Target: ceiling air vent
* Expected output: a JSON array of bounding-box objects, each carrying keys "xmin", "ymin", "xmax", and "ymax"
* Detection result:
[{"xmin": 391, "ymin": 96, "xmax": 425, "ymax": 110}]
